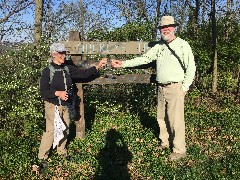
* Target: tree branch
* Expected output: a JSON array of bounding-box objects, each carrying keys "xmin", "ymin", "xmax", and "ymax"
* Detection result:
[{"xmin": 0, "ymin": 0, "xmax": 35, "ymax": 24}]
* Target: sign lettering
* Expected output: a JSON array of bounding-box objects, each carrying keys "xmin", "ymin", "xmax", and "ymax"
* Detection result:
[{"xmin": 61, "ymin": 41, "xmax": 151, "ymax": 54}]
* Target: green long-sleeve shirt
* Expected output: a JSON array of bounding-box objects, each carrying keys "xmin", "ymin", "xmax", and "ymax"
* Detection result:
[{"xmin": 122, "ymin": 37, "xmax": 196, "ymax": 92}]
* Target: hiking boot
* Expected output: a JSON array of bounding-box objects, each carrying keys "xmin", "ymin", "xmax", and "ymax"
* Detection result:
[
  {"xmin": 157, "ymin": 144, "xmax": 169, "ymax": 151},
  {"xmin": 57, "ymin": 149, "xmax": 68, "ymax": 157},
  {"xmin": 57, "ymin": 151, "xmax": 70, "ymax": 160},
  {"xmin": 168, "ymin": 152, "xmax": 187, "ymax": 161},
  {"xmin": 36, "ymin": 160, "xmax": 48, "ymax": 172},
  {"xmin": 61, "ymin": 153, "xmax": 70, "ymax": 160}
]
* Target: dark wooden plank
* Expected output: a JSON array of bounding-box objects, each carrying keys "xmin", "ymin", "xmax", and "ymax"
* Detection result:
[{"xmin": 74, "ymin": 74, "xmax": 156, "ymax": 84}]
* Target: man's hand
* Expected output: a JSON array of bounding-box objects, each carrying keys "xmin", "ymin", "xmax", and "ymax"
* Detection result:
[
  {"xmin": 55, "ymin": 91, "xmax": 68, "ymax": 101},
  {"xmin": 95, "ymin": 58, "xmax": 108, "ymax": 69},
  {"xmin": 110, "ymin": 59, "xmax": 123, "ymax": 68}
]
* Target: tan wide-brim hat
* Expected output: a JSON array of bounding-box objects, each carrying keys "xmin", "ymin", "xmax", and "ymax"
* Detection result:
[{"xmin": 158, "ymin": 16, "xmax": 179, "ymax": 29}]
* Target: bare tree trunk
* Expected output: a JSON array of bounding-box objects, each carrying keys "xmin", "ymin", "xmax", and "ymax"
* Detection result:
[
  {"xmin": 80, "ymin": 0, "xmax": 85, "ymax": 40},
  {"xmin": 44, "ymin": 0, "xmax": 53, "ymax": 39},
  {"xmin": 194, "ymin": 0, "xmax": 200, "ymax": 39},
  {"xmin": 236, "ymin": 66, "xmax": 240, "ymax": 101},
  {"xmin": 34, "ymin": 0, "xmax": 43, "ymax": 46},
  {"xmin": 201, "ymin": 0, "xmax": 208, "ymax": 25},
  {"xmin": 211, "ymin": 0, "xmax": 218, "ymax": 93},
  {"xmin": 226, "ymin": 0, "xmax": 233, "ymax": 40},
  {"xmin": 178, "ymin": 0, "xmax": 188, "ymax": 33},
  {"xmin": 153, "ymin": 0, "xmax": 162, "ymax": 40}
]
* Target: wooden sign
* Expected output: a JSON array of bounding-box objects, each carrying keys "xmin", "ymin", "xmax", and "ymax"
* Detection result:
[
  {"xmin": 63, "ymin": 31, "xmax": 157, "ymax": 140},
  {"xmin": 60, "ymin": 41, "xmax": 151, "ymax": 55}
]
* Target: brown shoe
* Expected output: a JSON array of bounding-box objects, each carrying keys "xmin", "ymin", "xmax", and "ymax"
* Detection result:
[
  {"xmin": 156, "ymin": 144, "xmax": 169, "ymax": 151},
  {"xmin": 168, "ymin": 152, "xmax": 186, "ymax": 161}
]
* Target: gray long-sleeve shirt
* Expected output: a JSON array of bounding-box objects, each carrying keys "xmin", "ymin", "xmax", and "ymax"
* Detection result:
[{"xmin": 122, "ymin": 37, "xmax": 196, "ymax": 92}]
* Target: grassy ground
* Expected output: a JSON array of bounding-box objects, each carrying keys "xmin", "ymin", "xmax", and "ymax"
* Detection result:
[{"xmin": 0, "ymin": 85, "xmax": 239, "ymax": 179}]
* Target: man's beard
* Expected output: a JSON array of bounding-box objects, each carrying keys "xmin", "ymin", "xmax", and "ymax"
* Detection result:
[{"xmin": 161, "ymin": 31, "xmax": 174, "ymax": 41}]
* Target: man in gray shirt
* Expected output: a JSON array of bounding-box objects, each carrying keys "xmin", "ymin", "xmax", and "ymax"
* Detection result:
[{"xmin": 111, "ymin": 16, "xmax": 196, "ymax": 161}]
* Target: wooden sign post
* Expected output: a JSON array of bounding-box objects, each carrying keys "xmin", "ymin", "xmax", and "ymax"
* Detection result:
[{"xmin": 68, "ymin": 31, "xmax": 86, "ymax": 139}]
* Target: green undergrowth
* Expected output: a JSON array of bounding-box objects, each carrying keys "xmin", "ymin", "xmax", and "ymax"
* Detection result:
[
  {"xmin": 0, "ymin": 45, "xmax": 239, "ymax": 179},
  {"xmin": 1, "ymin": 88, "xmax": 239, "ymax": 179}
]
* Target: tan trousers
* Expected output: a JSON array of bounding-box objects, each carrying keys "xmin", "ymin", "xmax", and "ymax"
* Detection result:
[
  {"xmin": 157, "ymin": 82, "xmax": 186, "ymax": 154},
  {"xmin": 38, "ymin": 101, "xmax": 70, "ymax": 160}
]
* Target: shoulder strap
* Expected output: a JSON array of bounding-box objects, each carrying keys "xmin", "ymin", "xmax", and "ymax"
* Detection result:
[
  {"xmin": 48, "ymin": 64, "xmax": 55, "ymax": 84},
  {"xmin": 64, "ymin": 66, "xmax": 70, "ymax": 75},
  {"xmin": 48, "ymin": 65, "xmax": 70, "ymax": 84},
  {"xmin": 62, "ymin": 66, "xmax": 70, "ymax": 91},
  {"xmin": 164, "ymin": 41, "xmax": 186, "ymax": 73},
  {"xmin": 48, "ymin": 64, "xmax": 70, "ymax": 106}
]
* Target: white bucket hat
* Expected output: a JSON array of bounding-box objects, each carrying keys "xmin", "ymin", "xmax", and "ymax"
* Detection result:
[{"xmin": 158, "ymin": 16, "xmax": 179, "ymax": 29}]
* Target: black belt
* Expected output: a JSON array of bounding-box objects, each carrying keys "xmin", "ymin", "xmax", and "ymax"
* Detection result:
[{"xmin": 158, "ymin": 82, "xmax": 179, "ymax": 87}]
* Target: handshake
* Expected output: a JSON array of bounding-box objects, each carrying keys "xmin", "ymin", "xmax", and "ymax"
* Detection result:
[{"xmin": 95, "ymin": 58, "xmax": 123, "ymax": 69}]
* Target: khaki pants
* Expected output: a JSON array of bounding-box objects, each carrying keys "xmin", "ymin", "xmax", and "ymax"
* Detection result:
[
  {"xmin": 38, "ymin": 101, "xmax": 70, "ymax": 160},
  {"xmin": 157, "ymin": 82, "xmax": 186, "ymax": 154}
]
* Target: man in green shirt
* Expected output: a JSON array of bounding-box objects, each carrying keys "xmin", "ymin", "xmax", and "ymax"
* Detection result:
[{"xmin": 111, "ymin": 16, "xmax": 196, "ymax": 161}]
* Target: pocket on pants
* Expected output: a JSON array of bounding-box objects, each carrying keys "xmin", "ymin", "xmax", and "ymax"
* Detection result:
[
  {"xmin": 44, "ymin": 101, "xmax": 55, "ymax": 121},
  {"xmin": 177, "ymin": 84, "xmax": 185, "ymax": 97},
  {"xmin": 45, "ymin": 101, "xmax": 54, "ymax": 109}
]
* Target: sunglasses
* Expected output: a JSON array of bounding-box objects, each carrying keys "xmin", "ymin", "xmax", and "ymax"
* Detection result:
[{"xmin": 57, "ymin": 51, "xmax": 67, "ymax": 54}]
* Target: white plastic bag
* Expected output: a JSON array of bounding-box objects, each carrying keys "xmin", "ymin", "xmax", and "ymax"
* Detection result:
[{"xmin": 53, "ymin": 106, "xmax": 66, "ymax": 149}]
